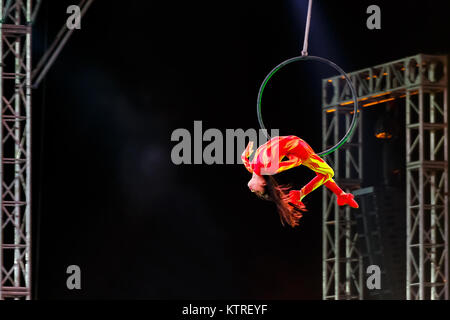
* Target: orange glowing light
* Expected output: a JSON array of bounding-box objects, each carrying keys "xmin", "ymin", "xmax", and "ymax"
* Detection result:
[
  {"xmin": 399, "ymin": 91, "xmax": 419, "ymax": 98},
  {"xmin": 326, "ymin": 108, "xmax": 337, "ymax": 113},
  {"xmin": 338, "ymin": 96, "xmax": 370, "ymax": 106},
  {"xmin": 371, "ymin": 91, "xmax": 392, "ymax": 98},
  {"xmin": 375, "ymin": 132, "xmax": 393, "ymax": 139},
  {"xmin": 362, "ymin": 97, "xmax": 395, "ymax": 107}
]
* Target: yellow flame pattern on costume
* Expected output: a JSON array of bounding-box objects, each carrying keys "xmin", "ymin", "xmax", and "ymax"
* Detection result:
[{"xmin": 241, "ymin": 135, "xmax": 317, "ymax": 176}]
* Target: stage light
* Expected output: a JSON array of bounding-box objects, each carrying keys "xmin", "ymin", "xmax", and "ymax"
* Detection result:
[
  {"xmin": 363, "ymin": 97, "xmax": 395, "ymax": 108},
  {"xmin": 374, "ymin": 104, "xmax": 396, "ymax": 140},
  {"xmin": 375, "ymin": 132, "xmax": 393, "ymax": 139}
]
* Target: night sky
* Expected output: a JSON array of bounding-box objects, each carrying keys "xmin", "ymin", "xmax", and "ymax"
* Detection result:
[{"xmin": 31, "ymin": 0, "xmax": 450, "ymax": 299}]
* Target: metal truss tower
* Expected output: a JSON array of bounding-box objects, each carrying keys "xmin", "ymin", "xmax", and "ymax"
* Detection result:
[
  {"xmin": 0, "ymin": 0, "xmax": 92, "ymax": 300},
  {"xmin": 322, "ymin": 54, "xmax": 448, "ymax": 300},
  {"xmin": 322, "ymin": 67, "xmax": 364, "ymax": 300},
  {"xmin": 0, "ymin": 0, "xmax": 33, "ymax": 299}
]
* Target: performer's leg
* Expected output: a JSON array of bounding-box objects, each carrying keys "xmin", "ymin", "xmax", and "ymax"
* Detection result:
[
  {"xmin": 323, "ymin": 178, "xmax": 358, "ymax": 208},
  {"xmin": 299, "ymin": 173, "xmax": 329, "ymax": 201},
  {"xmin": 298, "ymin": 154, "xmax": 334, "ymax": 200},
  {"xmin": 287, "ymin": 172, "xmax": 329, "ymax": 208},
  {"xmin": 298, "ymin": 154, "xmax": 359, "ymax": 208},
  {"xmin": 324, "ymin": 179, "xmax": 344, "ymax": 197},
  {"xmin": 299, "ymin": 176, "xmax": 346, "ymax": 199}
]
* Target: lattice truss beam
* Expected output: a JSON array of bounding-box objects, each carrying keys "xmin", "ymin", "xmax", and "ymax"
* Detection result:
[
  {"xmin": 322, "ymin": 54, "xmax": 448, "ymax": 300},
  {"xmin": 322, "ymin": 105, "xmax": 363, "ymax": 300},
  {"xmin": 323, "ymin": 54, "xmax": 447, "ymax": 108},
  {"xmin": 0, "ymin": 0, "xmax": 33, "ymax": 300},
  {"xmin": 406, "ymin": 87, "xmax": 448, "ymax": 300}
]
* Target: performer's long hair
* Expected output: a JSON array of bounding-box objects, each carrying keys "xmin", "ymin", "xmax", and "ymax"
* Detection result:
[{"xmin": 258, "ymin": 175, "xmax": 304, "ymax": 227}]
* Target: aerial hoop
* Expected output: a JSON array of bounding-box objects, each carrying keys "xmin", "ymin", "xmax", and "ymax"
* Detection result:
[
  {"xmin": 257, "ymin": 0, "xmax": 359, "ymax": 156},
  {"xmin": 256, "ymin": 55, "xmax": 359, "ymax": 157}
]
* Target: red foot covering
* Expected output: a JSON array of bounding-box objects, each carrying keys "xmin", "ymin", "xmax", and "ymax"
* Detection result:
[
  {"xmin": 337, "ymin": 192, "xmax": 359, "ymax": 208},
  {"xmin": 287, "ymin": 190, "xmax": 307, "ymax": 212}
]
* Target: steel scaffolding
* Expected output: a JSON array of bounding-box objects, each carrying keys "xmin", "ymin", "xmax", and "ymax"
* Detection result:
[
  {"xmin": 322, "ymin": 77, "xmax": 363, "ymax": 300},
  {"xmin": 0, "ymin": 0, "xmax": 33, "ymax": 299},
  {"xmin": 0, "ymin": 0, "xmax": 92, "ymax": 300},
  {"xmin": 322, "ymin": 54, "xmax": 448, "ymax": 300}
]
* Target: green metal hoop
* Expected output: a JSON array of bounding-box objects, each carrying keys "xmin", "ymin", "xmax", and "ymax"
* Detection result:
[{"xmin": 257, "ymin": 55, "xmax": 359, "ymax": 157}]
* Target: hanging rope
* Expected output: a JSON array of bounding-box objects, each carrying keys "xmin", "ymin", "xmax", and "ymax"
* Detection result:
[
  {"xmin": 256, "ymin": 0, "xmax": 359, "ymax": 156},
  {"xmin": 301, "ymin": 0, "xmax": 313, "ymax": 56}
]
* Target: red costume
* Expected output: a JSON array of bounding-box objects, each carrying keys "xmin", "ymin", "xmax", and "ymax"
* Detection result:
[{"xmin": 242, "ymin": 135, "xmax": 358, "ymax": 208}]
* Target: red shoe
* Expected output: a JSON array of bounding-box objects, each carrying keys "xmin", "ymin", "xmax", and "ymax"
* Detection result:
[
  {"xmin": 287, "ymin": 190, "xmax": 307, "ymax": 212},
  {"xmin": 337, "ymin": 192, "xmax": 359, "ymax": 208}
]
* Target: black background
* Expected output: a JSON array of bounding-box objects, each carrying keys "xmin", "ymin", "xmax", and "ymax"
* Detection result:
[{"xmin": 31, "ymin": 0, "xmax": 450, "ymax": 299}]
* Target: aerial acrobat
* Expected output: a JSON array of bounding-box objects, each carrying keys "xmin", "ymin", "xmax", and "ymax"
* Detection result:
[
  {"xmin": 243, "ymin": 0, "xmax": 360, "ymax": 227},
  {"xmin": 242, "ymin": 136, "xmax": 359, "ymax": 227}
]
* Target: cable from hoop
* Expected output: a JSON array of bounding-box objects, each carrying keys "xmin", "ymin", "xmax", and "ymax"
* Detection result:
[
  {"xmin": 256, "ymin": 55, "xmax": 359, "ymax": 157},
  {"xmin": 301, "ymin": 0, "xmax": 313, "ymax": 56}
]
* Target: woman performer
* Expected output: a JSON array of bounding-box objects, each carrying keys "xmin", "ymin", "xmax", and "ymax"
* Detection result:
[{"xmin": 242, "ymin": 135, "xmax": 359, "ymax": 227}]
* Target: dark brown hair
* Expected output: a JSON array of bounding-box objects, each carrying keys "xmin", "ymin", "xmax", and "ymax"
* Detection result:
[{"xmin": 258, "ymin": 175, "xmax": 305, "ymax": 227}]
